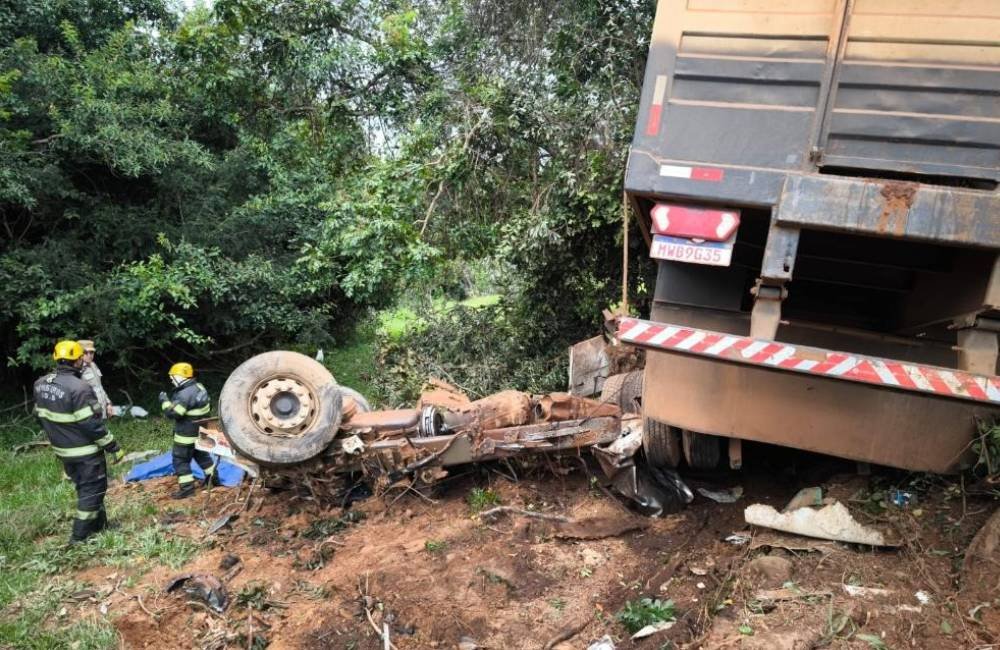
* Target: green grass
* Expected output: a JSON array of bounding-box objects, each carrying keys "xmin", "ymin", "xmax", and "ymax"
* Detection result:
[
  {"xmin": 467, "ymin": 487, "xmax": 501, "ymax": 513},
  {"xmin": 324, "ymin": 329, "xmax": 377, "ymax": 399},
  {"xmin": 0, "ymin": 416, "xmax": 196, "ymax": 649}
]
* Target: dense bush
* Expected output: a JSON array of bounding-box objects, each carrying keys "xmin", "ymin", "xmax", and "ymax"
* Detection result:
[{"xmin": 1, "ymin": 0, "xmax": 655, "ymax": 397}]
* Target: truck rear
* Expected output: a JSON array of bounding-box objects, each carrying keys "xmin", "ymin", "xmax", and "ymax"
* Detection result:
[{"xmin": 623, "ymin": 0, "xmax": 1000, "ymax": 473}]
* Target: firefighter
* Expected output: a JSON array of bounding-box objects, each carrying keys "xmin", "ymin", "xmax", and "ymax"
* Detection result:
[
  {"xmin": 34, "ymin": 340, "xmax": 124, "ymax": 543},
  {"xmin": 159, "ymin": 362, "xmax": 217, "ymax": 499},
  {"xmin": 78, "ymin": 340, "xmax": 112, "ymax": 419}
]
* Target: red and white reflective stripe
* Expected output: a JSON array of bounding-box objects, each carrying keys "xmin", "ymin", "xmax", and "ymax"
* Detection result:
[
  {"xmin": 645, "ymin": 75, "xmax": 668, "ymax": 136},
  {"xmin": 618, "ymin": 318, "xmax": 1000, "ymax": 406},
  {"xmin": 659, "ymin": 164, "xmax": 725, "ymax": 182}
]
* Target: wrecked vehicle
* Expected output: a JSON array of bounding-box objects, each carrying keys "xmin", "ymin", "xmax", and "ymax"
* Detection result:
[{"xmin": 197, "ymin": 351, "xmax": 689, "ymax": 514}]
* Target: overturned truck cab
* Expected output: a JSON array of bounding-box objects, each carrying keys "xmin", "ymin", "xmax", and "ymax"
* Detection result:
[{"xmin": 198, "ymin": 351, "xmax": 688, "ymax": 514}]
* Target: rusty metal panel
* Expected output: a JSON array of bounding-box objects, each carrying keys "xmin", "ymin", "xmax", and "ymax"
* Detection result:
[
  {"xmin": 776, "ymin": 175, "xmax": 1000, "ymax": 247},
  {"xmin": 818, "ymin": 1, "xmax": 1000, "ymax": 180},
  {"xmin": 642, "ymin": 349, "xmax": 995, "ymax": 473}
]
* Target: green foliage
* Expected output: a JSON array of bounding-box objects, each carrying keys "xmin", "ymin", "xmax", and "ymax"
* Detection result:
[
  {"xmin": 424, "ymin": 539, "xmax": 447, "ymax": 553},
  {"xmin": 0, "ymin": 418, "xmax": 197, "ymax": 648},
  {"xmin": 616, "ymin": 597, "xmax": 676, "ymax": 634},
  {"xmin": 374, "ymin": 300, "xmax": 570, "ymax": 404},
  {"xmin": 466, "ymin": 487, "xmax": 500, "ymax": 513},
  {"xmin": 2, "ymin": 0, "xmax": 656, "ymax": 406}
]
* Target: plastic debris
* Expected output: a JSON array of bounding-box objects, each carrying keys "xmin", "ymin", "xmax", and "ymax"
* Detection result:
[
  {"xmin": 915, "ymin": 590, "xmax": 932, "ymax": 605},
  {"xmin": 587, "ymin": 636, "xmax": 616, "ymax": 650},
  {"xmin": 697, "ymin": 486, "xmax": 744, "ymax": 503},
  {"xmin": 890, "ymin": 489, "xmax": 917, "ymax": 508},
  {"xmin": 341, "ymin": 434, "xmax": 365, "ymax": 455},
  {"xmin": 631, "ymin": 620, "xmax": 675, "ymax": 640},
  {"xmin": 745, "ymin": 501, "xmax": 895, "ymax": 546}
]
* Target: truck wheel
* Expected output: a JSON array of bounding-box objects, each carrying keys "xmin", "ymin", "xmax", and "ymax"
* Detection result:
[
  {"xmin": 219, "ymin": 351, "xmax": 343, "ymax": 466},
  {"xmin": 600, "ymin": 370, "xmax": 643, "ymax": 413},
  {"xmin": 682, "ymin": 430, "xmax": 721, "ymax": 469},
  {"xmin": 339, "ymin": 386, "xmax": 372, "ymax": 413},
  {"xmin": 643, "ymin": 418, "xmax": 683, "ymax": 468}
]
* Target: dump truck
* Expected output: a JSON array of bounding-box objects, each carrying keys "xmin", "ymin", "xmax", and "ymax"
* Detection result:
[{"xmin": 613, "ymin": 0, "xmax": 1000, "ymax": 473}]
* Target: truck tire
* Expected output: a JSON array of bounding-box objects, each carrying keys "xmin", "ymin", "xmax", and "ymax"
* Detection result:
[
  {"xmin": 219, "ymin": 351, "xmax": 343, "ymax": 466},
  {"xmin": 600, "ymin": 370, "xmax": 643, "ymax": 413},
  {"xmin": 339, "ymin": 386, "xmax": 372, "ymax": 413},
  {"xmin": 682, "ymin": 429, "xmax": 721, "ymax": 469},
  {"xmin": 643, "ymin": 418, "xmax": 683, "ymax": 468}
]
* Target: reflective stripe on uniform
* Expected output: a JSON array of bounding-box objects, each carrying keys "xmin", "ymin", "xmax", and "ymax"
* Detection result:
[
  {"xmin": 76, "ymin": 509, "xmax": 99, "ymax": 520},
  {"xmin": 174, "ymin": 434, "xmax": 198, "ymax": 445},
  {"xmin": 178, "ymin": 473, "xmax": 195, "ymax": 484},
  {"xmin": 94, "ymin": 433, "xmax": 114, "ymax": 448},
  {"xmin": 161, "ymin": 401, "xmax": 172, "ymax": 411},
  {"xmin": 52, "ymin": 444, "xmax": 100, "ymax": 458},
  {"xmin": 172, "ymin": 403, "xmax": 188, "ymax": 416},
  {"xmin": 187, "ymin": 404, "xmax": 210, "ymax": 416},
  {"xmin": 37, "ymin": 405, "xmax": 94, "ymax": 423}
]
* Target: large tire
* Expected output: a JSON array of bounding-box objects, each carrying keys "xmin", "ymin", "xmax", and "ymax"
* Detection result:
[
  {"xmin": 643, "ymin": 417, "xmax": 683, "ymax": 468},
  {"xmin": 339, "ymin": 386, "xmax": 372, "ymax": 413},
  {"xmin": 220, "ymin": 351, "xmax": 342, "ymax": 466},
  {"xmin": 600, "ymin": 370, "xmax": 643, "ymax": 414},
  {"xmin": 682, "ymin": 429, "xmax": 721, "ymax": 469}
]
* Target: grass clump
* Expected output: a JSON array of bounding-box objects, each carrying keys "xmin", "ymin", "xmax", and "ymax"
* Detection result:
[
  {"xmin": 616, "ymin": 597, "xmax": 676, "ymax": 634},
  {"xmin": 467, "ymin": 487, "xmax": 500, "ymax": 513},
  {"xmin": 424, "ymin": 539, "xmax": 447, "ymax": 553}
]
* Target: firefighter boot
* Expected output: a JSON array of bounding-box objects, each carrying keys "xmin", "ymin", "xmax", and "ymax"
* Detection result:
[{"xmin": 172, "ymin": 483, "xmax": 196, "ymax": 500}]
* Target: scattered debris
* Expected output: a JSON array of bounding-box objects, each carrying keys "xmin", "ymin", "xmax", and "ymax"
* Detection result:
[
  {"xmin": 689, "ymin": 566, "xmax": 708, "ymax": 576},
  {"xmin": 205, "ymin": 513, "xmax": 238, "ymax": 537},
  {"xmin": 843, "ymin": 584, "xmax": 894, "ymax": 599},
  {"xmin": 915, "ymin": 590, "xmax": 932, "ymax": 605},
  {"xmin": 725, "ymin": 532, "xmax": 751, "ymax": 545},
  {"xmin": 749, "ymin": 531, "xmax": 838, "ymax": 554},
  {"xmin": 165, "ymin": 573, "xmax": 229, "ymax": 613},
  {"xmin": 745, "ymin": 501, "xmax": 895, "ymax": 546},
  {"xmin": 753, "ymin": 587, "xmax": 832, "ymax": 603},
  {"xmin": 890, "ymin": 489, "xmax": 916, "ymax": 508},
  {"xmin": 458, "ymin": 636, "xmax": 483, "ymax": 650},
  {"xmin": 586, "ymin": 635, "xmax": 616, "ymax": 650},
  {"xmin": 697, "ymin": 486, "xmax": 744, "ymax": 503},
  {"xmin": 478, "ymin": 506, "xmax": 569, "ymax": 523},
  {"xmin": 631, "ymin": 620, "xmax": 675, "ymax": 640}
]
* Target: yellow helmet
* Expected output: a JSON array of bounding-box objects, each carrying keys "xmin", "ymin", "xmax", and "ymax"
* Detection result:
[
  {"xmin": 53, "ymin": 340, "xmax": 84, "ymax": 362},
  {"xmin": 168, "ymin": 362, "xmax": 194, "ymax": 378}
]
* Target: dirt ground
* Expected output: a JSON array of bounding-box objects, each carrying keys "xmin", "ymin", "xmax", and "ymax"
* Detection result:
[{"xmin": 59, "ymin": 449, "xmax": 1000, "ymax": 649}]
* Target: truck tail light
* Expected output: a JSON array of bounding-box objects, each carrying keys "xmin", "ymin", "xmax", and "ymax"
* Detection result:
[{"xmin": 650, "ymin": 203, "xmax": 741, "ymax": 242}]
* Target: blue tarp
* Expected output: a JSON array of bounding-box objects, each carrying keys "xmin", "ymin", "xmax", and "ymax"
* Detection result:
[{"xmin": 124, "ymin": 451, "xmax": 245, "ymax": 487}]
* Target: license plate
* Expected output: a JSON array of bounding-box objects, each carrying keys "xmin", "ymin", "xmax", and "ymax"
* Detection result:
[{"xmin": 650, "ymin": 234, "xmax": 734, "ymax": 266}]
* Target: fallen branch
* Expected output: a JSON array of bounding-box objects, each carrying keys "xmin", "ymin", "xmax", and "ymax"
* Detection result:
[
  {"xmin": 543, "ymin": 618, "xmax": 590, "ymax": 650},
  {"xmin": 364, "ymin": 606, "xmax": 398, "ymax": 650},
  {"xmin": 477, "ymin": 506, "xmax": 569, "ymax": 523}
]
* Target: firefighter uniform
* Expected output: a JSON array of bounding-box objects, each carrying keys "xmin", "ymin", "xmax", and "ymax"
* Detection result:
[
  {"xmin": 34, "ymin": 343, "xmax": 123, "ymax": 543},
  {"xmin": 161, "ymin": 366, "xmax": 215, "ymax": 498}
]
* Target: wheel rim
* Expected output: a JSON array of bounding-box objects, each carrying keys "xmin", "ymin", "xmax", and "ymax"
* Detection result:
[{"xmin": 248, "ymin": 376, "xmax": 317, "ymax": 438}]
